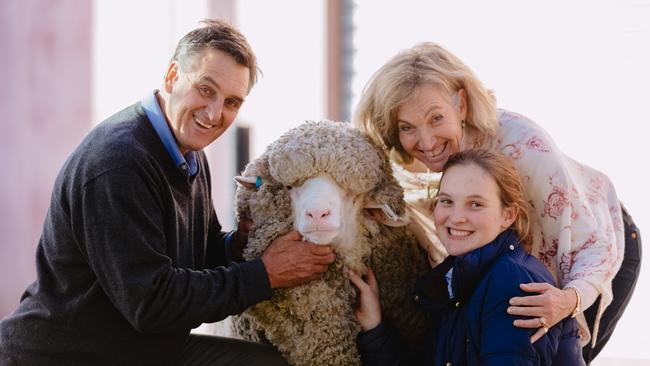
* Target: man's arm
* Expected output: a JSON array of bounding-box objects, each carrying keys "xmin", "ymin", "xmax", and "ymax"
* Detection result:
[{"xmin": 75, "ymin": 166, "xmax": 273, "ymax": 333}]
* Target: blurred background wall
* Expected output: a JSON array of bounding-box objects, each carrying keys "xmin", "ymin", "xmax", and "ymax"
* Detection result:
[
  {"xmin": 1, "ymin": 0, "xmax": 647, "ymax": 363},
  {"xmin": 0, "ymin": 0, "xmax": 93, "ymax": 319}
]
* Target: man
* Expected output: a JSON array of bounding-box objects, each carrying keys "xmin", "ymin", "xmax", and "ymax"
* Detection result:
[{"xmin": 0, "ymin": 19, "xmax": 335, "ymax": 365}]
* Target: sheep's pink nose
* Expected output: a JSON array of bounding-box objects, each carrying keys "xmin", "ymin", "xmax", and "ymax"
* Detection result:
[{"xmin": 305, "ymin": 208, "xmax": 331, "ymax": 220}]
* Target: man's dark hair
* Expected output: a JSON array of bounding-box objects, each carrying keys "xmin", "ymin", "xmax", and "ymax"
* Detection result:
[{"xmin": 171, "ymin": 19, "xmax": 259, "ymax": 92}]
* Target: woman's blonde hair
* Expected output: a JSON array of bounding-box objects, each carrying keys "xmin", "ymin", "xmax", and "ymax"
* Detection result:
[
  {"xmin": 439, "ymin": 149, "xmax": 533, "ymax": 249},
  {"xmin": 354, "ymin": 42, "xmax": 498, "ymax": 163}
]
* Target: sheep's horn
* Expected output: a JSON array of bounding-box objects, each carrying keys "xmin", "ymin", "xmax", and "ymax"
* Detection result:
[
  {"xmin": 234, "ymin": 176, "xmax": 259, "ymax": 189},
  {"xmin": 364, "ymin": 202, "xmax": 410, "ymax": 227}
]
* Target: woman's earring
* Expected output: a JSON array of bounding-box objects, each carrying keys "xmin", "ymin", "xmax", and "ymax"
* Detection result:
[
  {"xmin": 426, "ymin": 168, "xmax": 433, "ymax": 199},
  {"xmin": 460, "ymin": 120, "xmax": 467, "ymax": 146}
]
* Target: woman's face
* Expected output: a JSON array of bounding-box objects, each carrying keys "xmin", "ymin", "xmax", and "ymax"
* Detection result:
[
  {"xmin": 396, "ymin": 85, "xmax": 467, "ymax": 172},
  {"xmin": 433, "ymin": 163, "xmax": 516, "ymax": 256}
]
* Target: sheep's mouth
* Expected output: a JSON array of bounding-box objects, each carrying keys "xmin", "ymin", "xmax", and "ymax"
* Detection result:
[{"xmin": 301, "ymin": 230, "xmax": 339, "ymax": 244}]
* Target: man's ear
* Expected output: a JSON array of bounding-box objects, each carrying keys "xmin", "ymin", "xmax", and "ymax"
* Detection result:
[{"xmin": 164, "ymin": 62, "xmax": 180, "ymax": 93}]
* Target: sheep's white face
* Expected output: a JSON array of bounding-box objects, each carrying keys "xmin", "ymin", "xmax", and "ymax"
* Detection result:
[{"xmin": 290, "ymin": 175, "xmax": 356, "ymax": 245}]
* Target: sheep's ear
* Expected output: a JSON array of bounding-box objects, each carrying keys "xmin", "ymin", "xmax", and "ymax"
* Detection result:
[
  {"xmin": 234, "ymin": 176, "xmax": 258, "ymax": 189},
  {"xmin": 364, "ymin": 201, "xmax": 410, "ymax": 227}
]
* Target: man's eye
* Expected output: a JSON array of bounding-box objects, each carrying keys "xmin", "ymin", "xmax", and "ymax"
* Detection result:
[{"xmin": 199, "ymin": 86, "xmax": 213, "ymax": 97}]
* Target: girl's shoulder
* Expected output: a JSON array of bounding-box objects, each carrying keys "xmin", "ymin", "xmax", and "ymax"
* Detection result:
[{"xmin": 482, "ymin": 249, "xmax": 555, "ymax": 297}]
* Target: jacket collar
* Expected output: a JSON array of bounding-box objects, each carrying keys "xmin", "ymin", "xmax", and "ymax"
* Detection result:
[
  {"xmin": 451, "ymin": 229, "xmax": 521, "ymax": 301},
  {"xmin": 416, "ymin": 229, "xmax": 522, "ymax": 310}
]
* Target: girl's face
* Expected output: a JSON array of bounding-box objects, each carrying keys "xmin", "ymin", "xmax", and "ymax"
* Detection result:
[
  {"xmin": 396, "ymin": 85, "xmax": 467, "ymax": 172},
  {"xmin": 433, "ymin": 163, "xmax": 517, "ymax": 256}
]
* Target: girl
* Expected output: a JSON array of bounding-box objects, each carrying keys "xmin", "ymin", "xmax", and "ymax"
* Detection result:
[{"xmin": 351, "ymin": 149, "xmax": 584, "ymax": 365}]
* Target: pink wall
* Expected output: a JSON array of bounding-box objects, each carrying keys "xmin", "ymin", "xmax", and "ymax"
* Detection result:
[{"xmin": 0, "ymin": 0, "xmax": 92, "ymax": 317}]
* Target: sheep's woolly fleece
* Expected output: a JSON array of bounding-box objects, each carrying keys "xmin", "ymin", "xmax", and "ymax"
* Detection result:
[{"xmin": 232, "ymin": 120, "xmax": 429, "ymax": 366}]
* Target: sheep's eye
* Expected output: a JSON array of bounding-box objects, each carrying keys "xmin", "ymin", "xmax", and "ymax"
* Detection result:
[{"xmin": 286, "ymin": 185, "xmax": 292, "ymax": 190}]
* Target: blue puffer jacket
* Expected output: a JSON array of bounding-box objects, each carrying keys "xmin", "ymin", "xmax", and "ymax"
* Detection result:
[{"xmin": 357, "ymin": 230, "xmax": 585, "ymax": 366}]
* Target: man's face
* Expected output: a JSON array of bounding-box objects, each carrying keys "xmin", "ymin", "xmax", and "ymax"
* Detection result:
[{"xmin": 163, "ymin": 48, "xmax": 250, "ymax": 155}]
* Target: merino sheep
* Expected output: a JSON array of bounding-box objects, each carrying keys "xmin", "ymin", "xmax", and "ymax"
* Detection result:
[{"xmin": 232, "ymin": 120, "xmax": 429, "ymax": 366}]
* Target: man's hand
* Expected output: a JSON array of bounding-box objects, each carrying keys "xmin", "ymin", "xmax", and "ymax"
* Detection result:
[
  {"xmin": 349, "ymin": 267, "xmax": 382, "ymax": 332},
  {"xmin": 261, "ymin": 231, "xmax": 336, "ymax": 288}
]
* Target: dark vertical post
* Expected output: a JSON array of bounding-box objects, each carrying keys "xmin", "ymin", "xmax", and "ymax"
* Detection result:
[{"xmin": 326, "ymin": 0, "xmax": 355, "ymax": 122}]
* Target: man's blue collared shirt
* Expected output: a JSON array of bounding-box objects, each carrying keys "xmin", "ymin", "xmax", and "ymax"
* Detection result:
[
  {"xmin": 141, "ymin": 90, "xmax": 198, "ymax": 177},
  {"xmin": 142, "ymin": 90, "xmax": 238, "ymax": 261}
]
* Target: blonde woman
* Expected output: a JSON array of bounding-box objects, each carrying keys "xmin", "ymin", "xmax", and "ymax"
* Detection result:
[{"xmin": 354, "ymin": 42, "xmax": 641, "ymax": 363}]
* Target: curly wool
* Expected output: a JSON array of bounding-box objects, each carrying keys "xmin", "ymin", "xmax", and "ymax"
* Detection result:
[
  {"xmin": 232, "ymin": 121, "xmax": 428, "ymax": 366},
  {"xmin": 267, "ymin": 121, "xmax": 385, "ymax": 195}
]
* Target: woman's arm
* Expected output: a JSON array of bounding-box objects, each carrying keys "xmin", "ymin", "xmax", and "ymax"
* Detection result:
[{"xmin": 496, "ymin": 110, "xmax": 624, "ymax": 339}]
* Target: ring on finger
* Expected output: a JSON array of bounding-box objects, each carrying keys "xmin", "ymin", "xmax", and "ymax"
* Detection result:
[
  {"xmin": 538, "ymin": 316, "xmax": 547, "ymax": 327},
  {"xmin": 542, "ymin": 325, "xmax": 548, "ymax": 334}
]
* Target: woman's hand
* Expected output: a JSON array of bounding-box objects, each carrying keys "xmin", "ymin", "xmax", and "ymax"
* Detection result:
[
  {"xmin": 507, "ymin": 282, "xmax": 578, "ymax": 343},
  {"xmin": 349, "ymin": 267, "xmax": 382, "ymax": 332}
]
